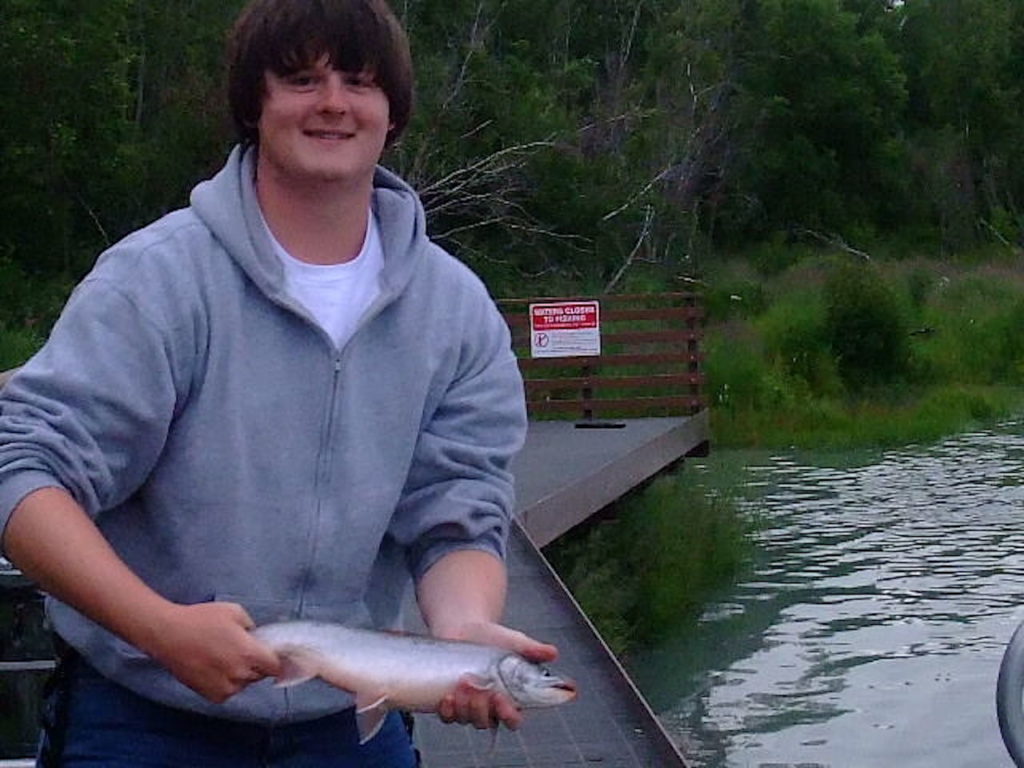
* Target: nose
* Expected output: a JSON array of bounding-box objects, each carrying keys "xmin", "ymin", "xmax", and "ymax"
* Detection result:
[{"xmin": 317, "ymin": 72, "xmax": 350, "ymax": 113}]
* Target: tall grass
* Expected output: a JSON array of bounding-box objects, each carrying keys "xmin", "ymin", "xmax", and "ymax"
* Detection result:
[
  {"xmin": 916, "ymin": 272, "xmax": 1024, "ymax": 385},
  {"xmin": 545, "ymin": 469, "xmax": 753, "ymax": 655}
]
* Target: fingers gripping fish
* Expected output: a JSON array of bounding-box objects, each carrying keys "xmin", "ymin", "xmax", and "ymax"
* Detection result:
[{"xmin": 252, "ymin": 621, "xmax": 578, "ymax": 743}]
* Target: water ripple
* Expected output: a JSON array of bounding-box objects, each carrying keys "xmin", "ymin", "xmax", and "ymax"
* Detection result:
[{"xmin": 631, "ymin": 423, "xmax": 1024, "ymax": 768}]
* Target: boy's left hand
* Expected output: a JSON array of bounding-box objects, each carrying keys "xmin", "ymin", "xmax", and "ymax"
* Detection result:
[{"xmin": 434, "ymin": 621, "xmax": 558, "ymax": 730}]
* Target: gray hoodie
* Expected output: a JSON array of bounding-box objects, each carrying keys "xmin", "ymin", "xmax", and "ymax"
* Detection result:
[{"xmin": 0, "ymin": 146, "xmax": 527, "ymax": 722}]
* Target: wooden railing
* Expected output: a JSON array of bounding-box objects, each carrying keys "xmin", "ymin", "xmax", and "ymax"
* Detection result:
[
  {"xmin": 499, "ymin": 292, "xmax": 705, "ymax": 421},
  {"xmin": 0, "ymin": 570, "xmax": 52, "ymax": 764},
  {"xmin": 0, "ymin": 368, "xmax": 59, "ymax": 763}
]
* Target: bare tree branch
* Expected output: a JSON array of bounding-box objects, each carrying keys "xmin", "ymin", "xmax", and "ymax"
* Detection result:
[
  {"xmin": 621, "ymin": 0, "xmax": 644, "ymax": 66},
  {"xmin": 604, "ymin": 204, "xmax": 654, "ymax": 293},
  {"xmin": 459, "ymin": 119, "xmax": 494, "ymax": 141},
  {"xmin": 418, "ymin": 140, "xmax": 555, "ymax": 199},
  {"xmin": 980, "ymin": 218, "xmax": 1022, "ymax": 254},
  {"xmin": 61, "ymin": 171, "xmax": 111, "ymax": 246},
  {"xmin": 601, "ymin": 164, "xmax": 675, "ymax": 221},
  {"xmin": 794, "ymin": 227, "xmax": 872, "ymax": 260},
  {"xmin": 576, "ymin": 108, "xmax": 653, "ymax": 136},
  {"xmin": 441, "ymin": 0, "xmax": 499, "ymax": 113},
  {"xmin": 404, "ymin": 137, "xmax": 592, "ymax": 259},
  {"xmin": 436, "ymin": 217, "xmax": 590, "ymax": 243}
]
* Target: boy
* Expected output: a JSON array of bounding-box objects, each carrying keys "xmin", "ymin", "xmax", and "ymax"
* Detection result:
[{"xmin": 0, "ymin": 1, "xmax": 554, "ymax": 765}]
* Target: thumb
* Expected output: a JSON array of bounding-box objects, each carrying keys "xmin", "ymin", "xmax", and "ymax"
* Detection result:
[
  {"xmin": 250, "ymin": 643, "xmax": 283, "ymax": 678},
  {"xmin": 226, "ymin": 603, "xmax": 256, "ymax": 630},
  {"xmin": 489, "ymin": 624, "xmax": 558, "ymax": 663},
  {"xmin": 244, "ymin": 628, "xmax": 283, "ymax": 678},
  {"xmin": 518, "ymin": 636, "xmax": 558, "ymax": 664}
]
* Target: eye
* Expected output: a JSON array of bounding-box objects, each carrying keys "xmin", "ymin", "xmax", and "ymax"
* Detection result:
[
  {"xmin": 282, "ymin": 71, "xmax": 319, "ymax": 89},
  {"xmin": 343, "ymin": 72, "xmax": 376, "ymax": 89}
]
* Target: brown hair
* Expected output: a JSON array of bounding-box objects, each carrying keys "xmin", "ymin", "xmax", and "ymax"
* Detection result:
[{"xmin": 227, "ymin": 0, "xmax": 414, "ymax": 147}]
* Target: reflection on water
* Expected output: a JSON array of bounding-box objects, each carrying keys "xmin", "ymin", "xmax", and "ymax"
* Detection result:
[{"xmin": 630, "ymin": 423, "xmax": 1024, "ymax": 768}]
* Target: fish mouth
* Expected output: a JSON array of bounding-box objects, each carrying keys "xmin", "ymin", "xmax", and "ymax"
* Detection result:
[{"xmin": 555, "ymin": 678, "xmax": 579, "ymax": 700}]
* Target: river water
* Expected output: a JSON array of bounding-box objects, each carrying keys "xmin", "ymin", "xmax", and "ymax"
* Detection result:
[{"xmin": 629, "ymin": 422, "xmax": 1024, "ymax": 768}]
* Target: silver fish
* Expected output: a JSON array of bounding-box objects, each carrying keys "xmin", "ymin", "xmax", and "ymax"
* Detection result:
[{"xmin": 251, "ymin": 620, "xmax": 578, "ymax": 743}]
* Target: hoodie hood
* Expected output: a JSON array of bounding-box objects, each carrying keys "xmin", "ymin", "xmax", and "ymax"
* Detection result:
[{"xmin": 189, "ymin": 145, "xmax": 429, "ymax": 305}]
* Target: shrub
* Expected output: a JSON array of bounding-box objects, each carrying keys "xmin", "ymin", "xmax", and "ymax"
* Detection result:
[
  {"xmin": 757, "ymin": 291, "xmax": 841, "ymax": 397},
  {"xmin": 703, "ymin": 329, "xmax": 770, "ymax": 413},
  {"xmin": 824, "ymin": 261, "xmax": 909, "ymax": 390}
]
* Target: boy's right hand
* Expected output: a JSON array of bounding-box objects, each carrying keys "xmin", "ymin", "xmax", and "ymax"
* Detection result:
[{"xmin": 141, "ymin": 601, "xmax": 282, "ymax": 703}]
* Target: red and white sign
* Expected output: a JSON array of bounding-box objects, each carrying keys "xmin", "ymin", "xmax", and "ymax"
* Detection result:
[{"xmin": 529, "ymin": 301, "xmax": 601, "ymax": 358}]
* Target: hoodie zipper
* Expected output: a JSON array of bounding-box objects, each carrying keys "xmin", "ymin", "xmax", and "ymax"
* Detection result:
[
  {"xmin": 296, "ymin": 349, "xmax": 343, "ymax": 620},
  {"xmin": 287, "ymin": 282, "xmax": 395, "ymax": 618}
]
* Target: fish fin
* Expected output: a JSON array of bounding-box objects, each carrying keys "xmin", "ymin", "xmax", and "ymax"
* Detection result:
[
  {"xmin": 355, "ymin": 693, "xmax": 390, "ymax": 744},
  {"xmin": 488, "ymin": 725, "xmax": 500, "ymax": 755},
  {"xmin": 273, "ymin": 650, "xmax": 319, "ymax": 688},
  {"xmin": 463, "ymin": 673, "xmax": 495, "ymax": 693}
]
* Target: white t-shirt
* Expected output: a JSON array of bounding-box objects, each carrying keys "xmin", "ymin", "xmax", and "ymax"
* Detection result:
[{"xmin": 262, "ymin": 212, "xmax": 384, "ymax": 349}]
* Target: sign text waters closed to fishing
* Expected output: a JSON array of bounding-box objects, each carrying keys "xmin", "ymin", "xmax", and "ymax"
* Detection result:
[{"xmin": 529, "ymin": 300, "xmax": 600, "ymax": 358}]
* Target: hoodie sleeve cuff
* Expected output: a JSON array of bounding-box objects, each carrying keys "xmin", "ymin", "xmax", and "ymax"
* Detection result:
[
  {"xmin": 0, "ymin": 470, "xmax": 67, "ymax": 558},
  {"xmin": 410, "ymin": 534, "xmax": 508, "ymax": 585}
]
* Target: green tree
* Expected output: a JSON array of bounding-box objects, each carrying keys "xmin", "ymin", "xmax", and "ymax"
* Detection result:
[
  {"xmin": 0, "ymin": 0, "xmax": 137, "ymax": 279},
  {"xmin": 722, "ymin": 0, "xmax": 907, "ymax": 239},
  {"xmin": 898, "ymin": 0, "xmax": 1024, "ymax": 249}
]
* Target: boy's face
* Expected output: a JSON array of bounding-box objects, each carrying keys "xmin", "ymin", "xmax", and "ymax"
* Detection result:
[{"xmin": 256, "ymin": 55, "xmax": 391, "ymax": 193}]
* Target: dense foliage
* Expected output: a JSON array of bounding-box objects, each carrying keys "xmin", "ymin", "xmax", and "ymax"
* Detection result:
[
  {"xmin": 706, "ymin": 255, "xmax": 1024, "ymax": 448},
  {"xmin": 2, "ymin": 0, "xmax": 1024, "ymax": 328}
]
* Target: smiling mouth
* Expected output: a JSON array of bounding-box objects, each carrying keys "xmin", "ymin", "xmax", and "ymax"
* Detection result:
[{"xmin": 305, "ymin": 130, "xmax": 355, "ymax": 140}]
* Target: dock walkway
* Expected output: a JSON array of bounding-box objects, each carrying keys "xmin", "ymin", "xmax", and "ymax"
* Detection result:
[{"xmin": 414, "ymin": 414, "xmax": 708, "ymax": 767}]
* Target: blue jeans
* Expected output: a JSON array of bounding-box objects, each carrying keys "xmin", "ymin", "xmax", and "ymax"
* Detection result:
[{"xmin": 38, "ymin": 655, "xmax": 419, "ymax": 767}]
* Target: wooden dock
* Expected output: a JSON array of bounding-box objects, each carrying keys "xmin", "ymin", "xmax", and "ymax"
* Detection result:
[
  {"xmin": 514, "ymin": 414, "xmax": 709, "ymax": 547},
  {"xmin": 413, "ymin": 414, "xmax": 708, "ymax": 767}
]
